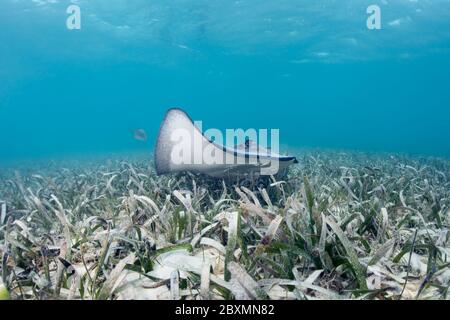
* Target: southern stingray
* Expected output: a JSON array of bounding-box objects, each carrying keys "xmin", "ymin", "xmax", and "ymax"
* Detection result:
[{"xmin": 155, "ymin": 108, "xmax": 297, "ymax": 179}]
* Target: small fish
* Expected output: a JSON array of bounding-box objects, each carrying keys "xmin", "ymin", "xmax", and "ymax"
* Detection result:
[{"xmin": 133, "ymin": 129, "xmax": 148, "ymax": 142}]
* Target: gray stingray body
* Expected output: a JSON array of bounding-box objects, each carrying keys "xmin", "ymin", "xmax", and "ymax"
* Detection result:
[{"xmin": 155, "ymin": 108, "xmax": 298, "ymax": 179}]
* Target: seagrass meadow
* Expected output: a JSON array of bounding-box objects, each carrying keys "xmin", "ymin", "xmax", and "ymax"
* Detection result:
[{"xmin": 0, "ymin": 149, "xmax": 449, "ymax": 300}]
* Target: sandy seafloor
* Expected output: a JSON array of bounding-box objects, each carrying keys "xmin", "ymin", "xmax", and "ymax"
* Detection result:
[{"xmin": 0, "ymin": 148, "xmax": 449, "ymax": 300}]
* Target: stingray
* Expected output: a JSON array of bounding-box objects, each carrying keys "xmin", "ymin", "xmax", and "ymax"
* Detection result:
[{"xmin": 155, "ymin": 108, "xmax": 298, "ymax": 179}]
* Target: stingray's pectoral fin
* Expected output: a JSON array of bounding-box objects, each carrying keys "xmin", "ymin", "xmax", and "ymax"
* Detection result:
[
  {"xmin": 155, "ymin": 108, "xmax": 220, "ymax": 175},
  {"xmin": 155, "ymin": 108, "xmax": 193, "ymax": 175}
]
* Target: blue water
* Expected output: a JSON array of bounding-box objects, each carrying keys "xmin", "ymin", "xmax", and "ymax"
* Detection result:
[{"xmin": 1, "ymin": 0, "xmax": 450, "ymax": 163}]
